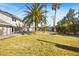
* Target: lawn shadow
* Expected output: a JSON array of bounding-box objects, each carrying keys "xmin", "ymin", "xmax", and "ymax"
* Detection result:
[
  {"xmin": 49, "ymin": 32, "xmax": 79, "ymax": 38},
  {"xmin": 37, "ymin": 39, "xmax": 79, "ymax": 53},
  {"xmin": 48, "ymin": 32, "xmax": 57, "ymax": 35},
  {"xmin": 25, "ymin": 32, "xmax": 32, "ymax": 35},
  {"xmin": 57, "ymin": 33, "xmax": 79, "ymax": 38}
]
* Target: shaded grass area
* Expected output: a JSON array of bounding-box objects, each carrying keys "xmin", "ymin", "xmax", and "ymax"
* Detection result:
[
  {"xmin": 0, "ymin": 32, "xmax": 79, "ymax": 56},
  {"xmin": 37, "ymin": 39, "xmax": 79, "ymax": 52}
]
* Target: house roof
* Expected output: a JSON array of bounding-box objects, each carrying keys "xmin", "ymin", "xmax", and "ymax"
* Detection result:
[{"xmin": 0, "ymin": 10, "xmax": 22, "ymax": 22}]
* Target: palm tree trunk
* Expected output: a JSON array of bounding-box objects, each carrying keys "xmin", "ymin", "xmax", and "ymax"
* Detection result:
[
  {"xmin": 43, "ymin": 23, "xmax": 45, "ymax": 32},
  {"xmin": 35, "ymin": 17, "xmax": 38, "ymax": 32},
  {"xmin": 42, "ymin": 17, "xmax": 45, "ymax": 32},
  {"xmin": 53, "ymin": 9, "xmax": 56, "ymax": 32},
  {"xmin": 44, "ymin": 3, "xmax": 47, "ymax": 32},
  {"xmin": 41, "ymin": 21, "xmax": 43, "ymax": 31},
  {"xmin": 43, "ymin": 18, "xmax": 46, "ymax": 32},
  {"xmin": 28, "ymin": 24, "xmax": 30, "ymax": 32}
]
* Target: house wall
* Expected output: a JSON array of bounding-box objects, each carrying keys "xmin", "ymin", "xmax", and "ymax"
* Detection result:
[
  {"xmin": 0, "ymin": 13, "xmax": 16, "ymax": 27},
  {"xmin": 29, "ymin": 22, "xmax": 35, "ymax": 31},
  {"xmin": 0, "ymin": 27, "xmax": 3, "ymax": 35},
  {"xmin": 0, "ymin": 12, "xmax": 24, "ymax": 35},
  {"xmin": 0, "ymin": 27, "xmax": 12, "ymax": 35},
  {"xmin": 0, "ymin": 13, "xmax": 23, "ymax": 27},
  {"xmin": 16, "ymin": 20, "xmax": 23, "ymax": 27}
]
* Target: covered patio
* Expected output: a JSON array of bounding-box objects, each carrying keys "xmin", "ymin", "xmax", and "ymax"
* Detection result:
[{"xmin": 0, "ymin": 19, "xmax": 15, "ymax": 35}]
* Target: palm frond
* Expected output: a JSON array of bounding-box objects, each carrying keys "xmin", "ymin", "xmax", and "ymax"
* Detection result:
[{"xmin": 25, "ymin": 4, "xmax": 33, "ymax": 11}]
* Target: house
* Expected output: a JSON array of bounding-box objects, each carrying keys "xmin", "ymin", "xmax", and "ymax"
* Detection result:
[{"xmin": 0, "ymin": 10, "xmax": 24, "ymax": 35}]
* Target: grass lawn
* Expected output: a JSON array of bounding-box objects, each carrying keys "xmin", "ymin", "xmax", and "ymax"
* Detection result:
[{"xmin": 0, "ymin": 32, "xmax": 79, "ymax": 56}]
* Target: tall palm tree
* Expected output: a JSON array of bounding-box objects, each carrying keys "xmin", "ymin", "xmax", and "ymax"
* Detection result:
[
  {"xmin": 41, "ymin": 15, "xmax": 46, "ymax": 32},
  {"xmin": 52, "ymin": 3, "xmax": 60, "ymax": 32},
  {"xmin": 24, "ymin": 3, "xmax": 47, "ymax": 32},
  {"xmin": 44, "ymin": 3, "xmax": 47, "ymax": 32},
  {"xmin": 38, "ymin": 4, "xmax": 47, "ymax": 32}
]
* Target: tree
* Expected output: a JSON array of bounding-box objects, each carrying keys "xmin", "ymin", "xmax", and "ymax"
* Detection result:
[
  {"xmin": 41, "ymin": 15, "xmax": 46, "ymax": 32},
  {"xmin": 23, "ymin": 15, "xmax": 34, "ymax": 32},
  {"xmin": 52, "ymin": 3, "xmax": 61, "ymax": 33},
  {"xmin": 57, "ymin": 17, "xmax": 67, "ymax": 33},
  {"xmin": 39, "ymin": 4, "xmax": 48, "ymax": 32},
  {"xmin": 24, "ymin": 3, "xmax": 47, "ymax": 32},
  {"xmin": 44, "ymin": 3, "xmax": 47, "ymax": 32},
  {"xmin": 57, "ymin": 8, "xmax": 79, "ymax": 35}
]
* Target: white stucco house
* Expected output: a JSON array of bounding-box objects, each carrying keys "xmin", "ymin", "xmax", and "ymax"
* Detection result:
[{"xmin": 0, "ymin": 10, "xmax": 24, "ymax": 35}]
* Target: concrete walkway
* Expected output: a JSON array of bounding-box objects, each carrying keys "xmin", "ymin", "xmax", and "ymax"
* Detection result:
[{"xmin": 0, "ymin": 34, "xmax": 21, "ymax": 40}]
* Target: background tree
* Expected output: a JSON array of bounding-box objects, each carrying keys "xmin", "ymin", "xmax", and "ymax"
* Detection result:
[
  {"xmin": 44, "ymin": 3, "xmax": 47, "ymax": 32},
  {"xmin": 23, "ymin": 14, "xmax": 34, "ymax": 32},
  {"xmin": 57, "ymin": 8, "xmax": 79, "ymax": 35},
  {"xmin": 52, "ymin": 3, "xmax": 61, "ymax": 33}
]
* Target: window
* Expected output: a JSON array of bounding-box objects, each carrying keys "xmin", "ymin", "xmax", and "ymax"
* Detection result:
[{"xmin": 12, "ymin": 18, "xmax": 16, "ymax": 22}]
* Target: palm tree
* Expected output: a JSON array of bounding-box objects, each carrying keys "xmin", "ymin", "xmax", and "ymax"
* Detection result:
[
  {"xmin": 39, "ymin": 4, "xmax": 47, "ymax": 32},
  {"xmin": 52, "ymin": 3, "xmax": 60, "ymax": 33},
  {"xmin": 41, "ymin": 15, "xmax": 46, "ymax": 32},
  {"xmin": 24, "ymin": 3, "xmax": 47, "ymax": 32},
  {"xmin": 44, "ymin": 3, "xmax": 47, "ymax": 32},
  {"xmin": 57, "ymin": 8, "xmax": 79, "ymax": 34}
]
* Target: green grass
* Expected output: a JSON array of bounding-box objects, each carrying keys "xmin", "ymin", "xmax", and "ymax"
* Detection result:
[{"xmin": 0, "ymin": 32, "xmax": 79, "ymax": 56}]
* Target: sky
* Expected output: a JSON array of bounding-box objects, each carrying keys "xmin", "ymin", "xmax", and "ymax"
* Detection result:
[{"xmin": 0, "ymin": 3, "xmax": 79, "ymax": 26}]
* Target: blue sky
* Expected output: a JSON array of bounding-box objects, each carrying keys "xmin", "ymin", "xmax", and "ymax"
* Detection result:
[{"xmin": 0, "ymin": 3, "xmax": 79, "ymax": 26}]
